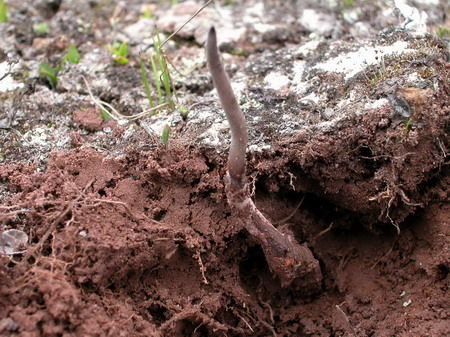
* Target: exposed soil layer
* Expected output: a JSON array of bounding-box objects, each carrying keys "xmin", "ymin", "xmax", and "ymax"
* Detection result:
[
  {"xmin": 261, "ymin": 60, "xmax": 450, "ymax": 229},
  {"xmin": 0, "ymin": 134, "xmax": 448, "ymax": 336}
]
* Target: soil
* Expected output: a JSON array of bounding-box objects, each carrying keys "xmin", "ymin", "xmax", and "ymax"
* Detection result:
[{"xmin": 1, "ymin": 1, "xmax": 449, "ymax": 336}]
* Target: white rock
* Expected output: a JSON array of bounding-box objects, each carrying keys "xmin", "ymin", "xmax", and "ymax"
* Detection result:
[
  {"xmin": 264, "ymin": 72, "xmax": 290, "ymax": 92},
  {"xmin": 0, "ymin": 61, "xmax": 24, "ymax": 92},
  {"xmin": 394, "ymin": 0, "xmax": 428, "ymax": 36},
  {"xmin": 299, "ymin": 9, "xmax": 335, "ymax": 36}
]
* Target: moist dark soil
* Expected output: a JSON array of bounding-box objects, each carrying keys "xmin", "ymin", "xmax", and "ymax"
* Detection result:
[{"xmin": 1, "ymin": 0, "xmax": 449, "ymax": 336}]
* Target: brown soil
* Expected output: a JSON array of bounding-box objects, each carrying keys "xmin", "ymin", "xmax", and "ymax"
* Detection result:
[{"xmin": 1, "ymin": 119, "xmax": 448, "ymax": 336}]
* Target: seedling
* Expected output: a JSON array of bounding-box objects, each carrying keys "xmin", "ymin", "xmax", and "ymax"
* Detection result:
[
  {"xmin": 206, "ymin": 27, "xmax": 322, "ymax": 289},
  {"xmin": 33, "ymin": 22, "xmax": 49, "ymax": 35},
  {"xmin": 64, "ymin": 44, "xmax": 80, "ymax": 64},
  {"xmin": 0, "ymin": 0, "xmax": 7, "ymax": 23},
  {"xmin": 39, "ymin": 44, "xmax": 81, "ymax": 88},
  {"xmin": 142, "ymin": 5, "xmax": 152, "ymax": 19},
  {"xmin": 160, "ymin": 0, "xmax": 178, "ymax": 5},
  {"xmin": 404, "ymin": 118, "xmax": 413, "ymax": 136},
  {"xmin": 110, "ymin": 41, "xmax": 129, "ymax": 65},
  {"xmin": 39, "ymin": 63, "xmax": 60, "ymax": 88},
  {"xmin": 436, "ymin": 26, "xmax": 450, "ymax": 39},
  {"xmin": 161, "ymin": 124, "xmax": 171, "ymax": 146},
  {"xmin": 342, "ymin": 0, "xmax": 355, "ymax": 9},
  {"xmin": 179, "ymin": 105, "xmax": 189, "ymax": 120}
]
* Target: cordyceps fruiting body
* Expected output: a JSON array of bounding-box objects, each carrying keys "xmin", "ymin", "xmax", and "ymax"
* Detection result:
[{"xmin": 206, "ymin": 27, "xmax": 322, "ymax": 290}]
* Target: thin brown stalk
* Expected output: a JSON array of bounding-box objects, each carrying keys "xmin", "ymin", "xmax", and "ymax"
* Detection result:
[{"xmin": 206, "ymin": 27, "xmax": 322, "ymax": 289}]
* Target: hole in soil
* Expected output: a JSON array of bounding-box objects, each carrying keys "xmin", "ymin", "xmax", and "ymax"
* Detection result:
[
  {"xmin": 173, "ymin": 319, "xmax": 208, "ymax": 337},
  {"xmin": 98, "ymin": 189, "xmax": 106, "ymax": 197},
  {"xmin": 147, "ymin": 303, "xmax": 169, "ymax": 325},
  {"xmin": 154, "ymin": 209, "xmax": 167, "ymax": 221},
  {"xmin": 239, "ymin": 245, "xmax": 271, "ymax": 293},
  {"xmin": 214, "ymin": 307, "xmax": 239, "ymax": 327},
  {"xmin": 357, "ymin": 145, "xmax": 383, "ymax": 178},
  {"xmin": 107, "ymin": 283, "xmax": 116, "ymax": 292},
  {"xmin": 41, "ymin": 245, "xmax": 52, "ymax": 256},
  {"xmin": 436, "ymin": 264, "xmax": 448, "ymax": 281},
  {"xmin": 254, "ymin": 173, "xmax": 361, "ymax": 230}
]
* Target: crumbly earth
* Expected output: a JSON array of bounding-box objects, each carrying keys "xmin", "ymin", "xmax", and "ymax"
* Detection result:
[{"xmin": 0, "ymin": 0, "xmax": 449, "ymax": 336}]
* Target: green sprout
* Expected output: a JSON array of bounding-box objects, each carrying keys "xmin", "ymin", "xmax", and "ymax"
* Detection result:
[
  {"xmin": 33, "ymin": 22, "xmax": 49, "ymax": 35},
  {"xmin": 39, "ymin": 44, "xmax": 80, "ymax": 88},
  {"xmin": 63, "ymin": 44, "xmax": 80, "ymax": 64},
  {"xmin": 404, "ymin": 119, "xmax": 413, "ymax": 136},
  {"xmin": 100, "ymin": 108, "xmax": 112, "ymax": 121},
  {"xmin": 139, "ymin": 55, "xmax": 155, "ymax": 108},
  {"xmin": 110, "ymin": 41, "xmax": 129, "ymax": 65},
  {"xmin": 142, "ymin": 6, "xmax": 152, "ymax": 19},
  {"xmin": 179, "ymin": 105, "xmax": 189, "ymax": 119},
  {"xmin": 0, "ymin": 0, "xmax": 7, "ymax": 23},
  {"xmin": 161, "ymin": 125, "xmax": 171, "ymax": 146},
  {"xmin": 436, "ymin": 26, "xmax": 450, "ymax": 39},
  {"xmin": 153, "ymin": 32, "xmax": 174, "ymax": 109},
  {"xmin": 342, "ymin": 0, "xmax": 355, "ymax": 8},
  {"xmin": 39, "ymin": 63, "xmax": 60, "ymax": 88},
  {"xmin": 160, "ymin": 0, "xmax": 178, "ymax": 5},
  {"xmin": 149, "ymin": 51, "xmax": 162, "ymax": 104}
]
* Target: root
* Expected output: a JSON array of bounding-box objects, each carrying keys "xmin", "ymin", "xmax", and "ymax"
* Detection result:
[
  {"xmin": 194, "ymin": 251, "xmax": 209, "ymax": 284},
  {"xmin": 159, "ymin": 309, "xmax": 232, "ymax": 334},
  {"xmin": 335, "ymin": 302, "xmax": 357, "ymax": 337}
]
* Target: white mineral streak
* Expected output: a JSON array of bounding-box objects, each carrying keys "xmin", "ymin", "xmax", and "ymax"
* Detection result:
[
  {"xmin": 122, "ymin": 18, "xmax": 154, "ymax": 43},
  {"xmin": 193, "ymin": 108, "xmax": 228, "ymax": 147},
  {"xmin": 364, "ymin": 98, "xmax": 389, "ymax": 110},
  {"xmin": 300, "ymin": 92, "xmax": 322, "ymax": 105},
  {"xmin": 413, "ymin": 0, "xmax": 439, "ymax": 4},
  {"xmin": 243, "ymin": 2, "xmax": 265, "ymax": 24},
  {"xmin": 264, "ymin": 72, "xmax": 290, "ymax": 91},
  {"xmin": 292, "ymin": 60, "xmax": 310, "ymax": 95},
  {"xmin": 294, "ymin": 39, "xmax": 322, "ymax": 58},
  {"xmin": 315, "ymin": 41, "xmax": 412, "ymax": 80}
]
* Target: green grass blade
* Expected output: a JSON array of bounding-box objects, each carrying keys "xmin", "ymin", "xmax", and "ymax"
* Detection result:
[
  {"xmin": 154, "ymin": 33, "xmax": 174, "ymax": 109},
  {"xmin": 0, "ymin": 0, "xmax": 8, "ymax": 23},
  {"xmin": 161, "ymin": 125, "xmax": 171, "ymax": 146},
  {"xmin": 139, "ymin": 56, "xmax": 155, "ymax": 108},
  {"xmin": 150, "ymin": 53, "xmax": 163, "ymax": 104}
]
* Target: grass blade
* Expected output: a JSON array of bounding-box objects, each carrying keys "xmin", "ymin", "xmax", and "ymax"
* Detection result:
[{"xmin": 139, "ymin": 55, "xmax": 155, "ymax": 108}]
